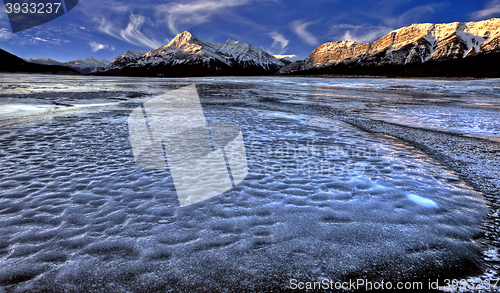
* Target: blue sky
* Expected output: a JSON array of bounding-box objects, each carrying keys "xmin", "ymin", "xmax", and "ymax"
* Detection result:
[{"xmin": 1, "ymin": 0, "xmax": 500, "ymax": 61}]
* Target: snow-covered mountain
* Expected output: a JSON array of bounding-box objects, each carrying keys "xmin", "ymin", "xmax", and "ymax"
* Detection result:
[
  {"xmin": 134, "ymin": 31, "xmax": 227, "ymax": 66},
  {"xmin": 105, "ymin": 49, "xmax": 145, "ymax": 71},
  {"xmin": 279, "ymin": 18, "xmax": 500, "ymax": 75},
  {"xmin": 216, "ymin": 39, "xmax": 284, "ymax": 70},
  {"xmin": 103, "ymin": 31, "xmax": 284, "ymax": 77},
  {"xmin": 273, "ymin": 55, "xmax": 306, "ymax": 64},
  {"xmin": 25, "ymin": 57, "xmax": 110, "ymax": 74}
]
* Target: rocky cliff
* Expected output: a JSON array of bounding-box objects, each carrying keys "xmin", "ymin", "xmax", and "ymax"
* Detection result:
[{"xmin": 279, "ymin": 18, "xmax": 500, "ymax": 76}]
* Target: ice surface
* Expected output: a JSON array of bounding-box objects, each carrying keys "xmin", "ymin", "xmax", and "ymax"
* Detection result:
[
  {"xmin": 250, "ymin": 76, "xmax": 500, "ymax": 142},
  {"xmin": 0, "ymin": 74, "xmax": 496, "ymax": 291},
  {"xmin": 0, "ymin": 104, "xmax": 487, "ymax": 291},
  {"xmin": 0, "ymin": 74, "xmax": 169, "ymax": 95},
  {"xmin": 363, "ymin": 104, "xmax": 500, "ymax": 142}
]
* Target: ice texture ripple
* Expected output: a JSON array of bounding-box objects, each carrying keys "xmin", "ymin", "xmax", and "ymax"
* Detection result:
[{"xmin": 0, "ymin": 105, "xmax": 487, "ymax": 292}]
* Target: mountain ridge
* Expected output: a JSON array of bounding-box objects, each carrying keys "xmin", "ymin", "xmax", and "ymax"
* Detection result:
[
  {"xmin": 273, "ymin": 55, "xmax": 306, "ymax": 64},
  {"xmin": 4, "ymin": 18, "xmax": 500, "ymax": 78},
  {"xmin": 279, "ymin": 18, "xmax": 500, "ymax": 76},
  {"xmin": 1, "ymin": 48, "xmax": 80, "ymax": 75},
  {"xmin": 101, "ymin": 31, "xmax": 284, "ymax": 77},
  {"xmin": 25, "ymin": 57, "xmax": 110, "ymax": 74}
]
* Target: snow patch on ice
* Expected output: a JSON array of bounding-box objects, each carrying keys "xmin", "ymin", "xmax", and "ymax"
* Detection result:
[
  {"xmin": 406, "ymin": 193, "xmax": 439, "ymax": 208},
  {"xmin": 0, "ymin": 104, "xmax": 55, "ymax": 119}
]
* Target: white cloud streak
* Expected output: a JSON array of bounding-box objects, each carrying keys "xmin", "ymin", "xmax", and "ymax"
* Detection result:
[
  {"xmin": 120, "ymin": 14, "xmax": 162, "ymax": 49},
  {"xmin": 331, "ymin": 24, "xmax": 392, "ymax": 44},
  {"xmin": 326, "ymin": 3, "xmax": 445, "ymax": 44},
  {"xmin": 269, "ymin": 31, "xmax": 289, "ymax": 53},
  {"xmin": 34, "ymin": 37, "xmax": 49, "ymax": 42},
  {"xmin": 89, "ymin": 41, "xmax": 115, "ymax": 52},
  {"xmin": 156, "ymin": 0, "xmax": 264, "ymax": 35},
  {"xmin": 290, "ymin": 20, "xmax": 319, "ymax": 46},
  {"xmin": 97, "ymin": 17, "xmax": 119, "ymax": 38},
  {"xmin": 0, "ymin": 28, "xmax": 12, "ymax": 40},
  {"xmin": 96, "ymin": 14, "xmax": 161, "ymax": 49},
  {"xmin": 382, "ymin": 3, "xmax": 447, "ymax": 27},
  {"xmin": 72, "ymin": 0, "xmax": 278, "ymax": 51},
  {"xmin": 471, "ymin": 0, "xmax": 500, "ymax": 19}
]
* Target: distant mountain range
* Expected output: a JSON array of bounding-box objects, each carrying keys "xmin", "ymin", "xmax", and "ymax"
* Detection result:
[
  {"xmin": 2, "ymin": 18, "xmax": 500, "ymax": 77},
  {"xmin": 273, "ymin": 55, "xmax": 306, "ymax": 64},
  {"xmin": 0, "ymin": 48, "xmax": 79, "ymax": 75},
  {"xmin": 279, "ymin": 18, "xmax": 500, "ymax": 77},
  {"xmin": 25, "ymin": 57, "xmax": 110, "ymax": 74}
]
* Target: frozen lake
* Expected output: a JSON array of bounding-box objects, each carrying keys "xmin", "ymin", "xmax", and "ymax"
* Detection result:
[{"xmin": 0, "ymin": 74, "xmax": 498, "ymax": 292}]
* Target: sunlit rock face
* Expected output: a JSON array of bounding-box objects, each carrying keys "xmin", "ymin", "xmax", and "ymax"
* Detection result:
[
  {"xmin": 280, "ymin": 18, "xmax": 500, "ymax": 74},
  {"xmin": 430, "ymin": 33, "xmax": 468, "ymax": 61},
  {"xmin": 480, "ymin": 33, "xmax": 500, "ymax": 52},
  {"xmin": 307, "ymin": 41, "xmax": 370, "ymax": 67}
]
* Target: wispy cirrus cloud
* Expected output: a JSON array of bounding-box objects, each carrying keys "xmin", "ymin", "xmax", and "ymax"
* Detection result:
[
  {"xmin": 269, "ymin": 31, "xmax": 289, "ymax": 54},
  {"xmin": 156, "ymin": 0, "xmax": 256, "ymax": 35},
  {"xmin": 290, "ymin": 20, "xmax": 319, "ymax": 46},
  {"xmin": 471, "ymin": 0, "xmax": 500, "ymax": 19},
  {"xmin": 89, "ymin": 41, "xmax": 115, "ymax": 52},
  {"xmin": 79, "ymin": 0, "xmax": 132, "ymax": 18},
  {"xmin": 324, "ymin": 2, "xmax": 446, "ymax": 44},
  {"xmin": 329, "ymin": 24, "xmax": 392, "ymax": 43},
  {"xmin": 120, "ymin": 14, "xmax": 162, "ymax": 48},
  {"xmin": 29, "ymin": 35, "xmax": 66, "ymax": 44},
  {"xmin": 97, "ymin": 18, "xmax": 118, "ymax": 38},
  {"xmin": 381, "ymin": 3, "xmax": 448, "ymax": 27},
  {"xmin": 79, "ymin": 0, "xmax": 161, "ymax": 49},
  {"xmin": 96, "ymin": 14, "xmax": 161, "ymax": 49}
]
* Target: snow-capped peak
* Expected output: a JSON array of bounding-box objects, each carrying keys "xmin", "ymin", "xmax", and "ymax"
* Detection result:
[
  {"xmin": 103, "ymin": 31, "xmax": 285, "ymax": 75},
  {"xmin": 117, "ymin": 49, "xmax": 146, "ymax": 60},
  {"xmin": 166, "ymin": 31, "xmax": 204, "ymax": 49},
  {"xmin": 106, "ymin": 49, "xmax": 146, "ymax": 71},
  {"xmin": 155, "ymin": 31, "xmax": 222, "ymax": 54},
  {"xmin": 137, "ymin": 31, "xmax": 226, "ymax": 66},
  {"xmin": 388, "ymin": 19, "xmax": 500, "ymax": 53},
  {"xmin": 129, "ymin": 31, "xmax": 283, "ymax": 69},
  {"xmin": 166, "ymin": 31, "xmax": 196, "ymax": 49},
  {"xmin": 217, "ymin": 39, "xmax": 253, "ymax": 60},
  {"xmin": 273, "ymin": 55, "xmax": 306, "ymax": 63},
  {"xmin": 217, "ymin": 39, "xmax": 284, "ymax": 66},
  {"xmin": 71, "ymin": 56, "xmax": 110, "ymax": 67}
]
